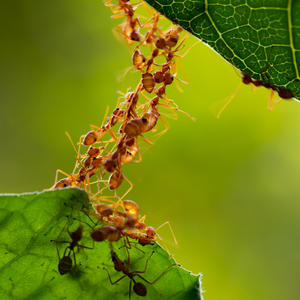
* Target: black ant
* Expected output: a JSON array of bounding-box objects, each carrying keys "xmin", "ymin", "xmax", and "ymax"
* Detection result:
[
  {"xmin": 104, "ymin": 244, "xmax": 177, "ymax": 299},
  {"xmin": 51, "ymin": 216, "xmax": 94, "ymax": 275}
]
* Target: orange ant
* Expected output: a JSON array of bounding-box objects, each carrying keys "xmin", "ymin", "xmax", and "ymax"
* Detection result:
[
  {"xmin": 51, "ymin": 169, "xmax": 84, "ymax": 190},
  {"xmin": 51, "ymin": 216, "xmax": 94, "ymax": 275},
  {"xmin": 163, "ymin": 26, "xmax": 182, "ymax": 48},
  {"xmin": 137, "ymin": 221, "xmax": 177, "ymax": 258},
  {"xmin": 139, "ymin": 12, "xmax": 163, "ymax": 48},
  {"xmin": 104, "ymin": 245, "xmax": 177, "ymax": 299},
  {"xmin": 91, "ymin": 168, "xmax": 133, "ymax": 201},
  {"xmin": 146, "ymin": 95, "xmax": 195, "ymax": 122},
  {"xmin": 79, "ymin": 107, "xmax": 121, "ymax": 146},
  {"xmin": 108, "ymin": 0, "xmax": 152, "ymax": 45},
  {"xmin": 132, "ymin": 49, "xmax": 147, "ymax": 70},
  {"xmin": 120, "ymin": 137, "xmax": 141, "ymax": 164},
  {"xmin": 123, "ymin": 117, "xmax": 154, "ymax": 144}
]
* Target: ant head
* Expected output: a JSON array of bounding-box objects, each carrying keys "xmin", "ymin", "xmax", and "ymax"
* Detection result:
[
  {"xmin": 101, "ymin": 207, "xmax": 114, "ymax": 217},
  {"xmin": 88, "ymin": 147, "xmax": 100, "ymax": 158},
  {"xmin": 132, "ymin": 49, "xmax": 147, "ymax": 69},
  {"xmin": 154, "ymin": 71, "xmax": 165, "ymax": 84},
  {"xmin": 146, "ymin": 226, "xmax": 156, "ymax": 239},
  {"xmin": 71, "ymin": 225, "xmax": 83, "ymax": 242},
  {"xmin": 111, "ymin": 251, "xmax": 117, "ymax": 262},
  {"xmin": 91, "ymin": 230, "xmax": 105, "ymax": 242},
  {"xmin": 165, "ymin": 29, "xmax": 179, "ymax": 48},
  {"xmin": 155, "ymin": 37, "xmax": 166, "ymax": 49},
  {"xmin": 131, "ymin": 31, "xmax": 140, "ymax": 42},
  {"xmin": 138, "ymin": 234, "xmax": 151, "ymax": 246},
  {"xmin": 165, "ymin": 73, "xmax": 174, "ymax": 85},
  {"xmin": 133, "ymin": 282, "xmax": 147, "ymax": 297},
  {"xmin": 241, "ymin": 72, "xmax": 252, "ymax": 85},
  {"xmin": 111, "ymin": 252, "xmax": 126, "ymax": 272},
  {"xmin": 55, "ymin": 179, "xmax": 72, "ymax": 188},
  {"xmin": 104, "ymin": 159, "xmax": 117, "ymax": 173},
  {"xmin": 96, "ymin": 203, "xmax": 109, "ymax": 214}
]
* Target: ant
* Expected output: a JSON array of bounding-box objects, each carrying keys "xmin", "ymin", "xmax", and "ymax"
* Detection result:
[
  {"xmin": 50, "ymin": 215, "xmax": 94, "ymax": 275},
  {"xmin": 139, "ymin": 12, "xmax": 164, "ymax": 49},
  {"xmin": 137, "ymin": 221, "xmax": 177, "ymax": 258},
  {"xmin": 90, "ymin": 168, "xmax": 133, "ymax": 201},
  {"xmin": 215, "ymin": 47, "xmax": 286, "ymax": 116},
  {"xmin": 104, "ymin": 244, "xmax": 177, "ymax": 299},
  {"xmin": 51, "ymin": 169, "xmax": 84, "ymax": 190},
  {"xmin": 120, "ymin": 137, "xmax": 141, "ymax": 164}
]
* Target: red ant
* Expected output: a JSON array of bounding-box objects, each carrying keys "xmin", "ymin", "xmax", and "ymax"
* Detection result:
[{"xmin": 214, "ymin": 47, "xmax": 291, "ymax": 116}]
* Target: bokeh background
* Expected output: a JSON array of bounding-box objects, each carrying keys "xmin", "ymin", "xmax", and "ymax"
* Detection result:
[{"xmin": 1, "ymin": 1, "xmax": 300, "ymax": 299}]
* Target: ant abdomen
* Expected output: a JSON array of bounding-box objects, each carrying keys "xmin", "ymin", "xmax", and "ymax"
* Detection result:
[
  {"xmin": 58, "ymin": 255, "xmax": 72, "ymax": 275},
  {"xmin": 83, "ymin": 131, "xmax": 98, "ymax": 145},
  {"xmin": 133, "ymin": 282, "xmax": 147, "ymax": 296},
  {"xmin": 142, "ymin": 72, "xmax": 155, "ymax": 93}
]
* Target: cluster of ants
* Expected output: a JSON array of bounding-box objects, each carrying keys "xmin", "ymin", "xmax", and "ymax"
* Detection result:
[
  {"xmin": 51, "ymin": 0, "xmax": 196, "ymax": 196},
  {"xmin": 50, "ymin": 0, "xmax": 196, "ymax": 297},
  {"xmin": 51, "ymin": 197, "xmax": 176, "ymax": 299}
]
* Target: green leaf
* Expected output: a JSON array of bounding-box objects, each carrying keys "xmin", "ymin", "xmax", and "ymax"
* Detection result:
[
  {"xmin": 144, "ymin": 0, "xmax": 300, "ymax": 101},
  {"xmin": 0, "ymin": 188, "xmax": 201, "ymax": 300}
]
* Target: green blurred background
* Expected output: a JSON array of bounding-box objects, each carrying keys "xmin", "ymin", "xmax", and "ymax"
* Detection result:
[{"xmin": 1, "ymin": 1, "xmax": 300, "ymax": 299}]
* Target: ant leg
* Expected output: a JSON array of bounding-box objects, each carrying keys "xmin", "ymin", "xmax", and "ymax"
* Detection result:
[
  {"xmin": 132, "ymin": 143, "xmax": 142, "ymax": 163},
  {"xmin": 54, "ymin": 169, "xmax": 71, "ymax": 186},
  {"xmin": 149, "ymin": 115, "xmax": 169, "ymax": 141},
  {"xmin": 157, "ymin": 103, "xmax": 196, "ymax": 121},
  {"xmin": 155, "ymin": 234, "xmax": 171, "ymax": 258},
  {"xmin": 78, "ymin": 242, "xmax": 95, "ymax": 250},
  {"xmin": 174, "ymin": 40, "xmax": 201, "ymax": 59},
  {"xmin": 138, "ymin": 103, "xmax": 151, "ymax": 118},
  {"xmin": 139, "ymin": 134, "xmax": 154, "ymax": 145},
  {"xmin": 92, "ymin": 185, "xmax": 109, "ymax": 199},
  {"xmin": 135, "ymin": 263, "xmax": 177, "ymax": 284},
  {"xmin": 156, "ymin": 221, "xmax": 177, "ymax": 244},
  {"xmin": 139, "ymin": 215, "xmax": 146, "ymax": 223},
  {"xmin": 141, "ymin": 1, "xmax": 154, "ymax": 17},
  {"xmin": 103, "ymin": 268, "xmax": 126, "ymax": 284},
  {"xmin": 268, "ymin": 90, "xmax": 282, "ymax": 111},
  {"xmin": 133, "ymin": 251, "xmax": 155, "ymax": 274},
  {"xmin": 120, "ymin": 237, "xmax": 145, "ymax": 255},
  {"xmin": 120, "ymin": 175, "xmax": 133, "ymax": 200},
  {"xmin": 72, "ymin": 250, "xmax": 78, "ymax": 272},
  {"xmin": 129, "ymin": 279, "xmax": 132, "ymax": 300},
  {"xmin": 216, "ymin": 82, "xmax": 243, "ymax": 118},
  {"xmin": 65, "ymin": 132, "xmax": 83, "ymax": 167},
  {"xmin": 110, "ymin": 13, "xmax": 128, "ymax": 19}
]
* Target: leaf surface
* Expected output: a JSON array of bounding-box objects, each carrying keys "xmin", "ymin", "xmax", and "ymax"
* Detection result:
[
  {"xmin": 145, "ymin": 0, "xmax": 300, "ymax": 101},
  {"xmin": 0, "ymin": 188, "xmax": 201, "ymax": 300}
]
